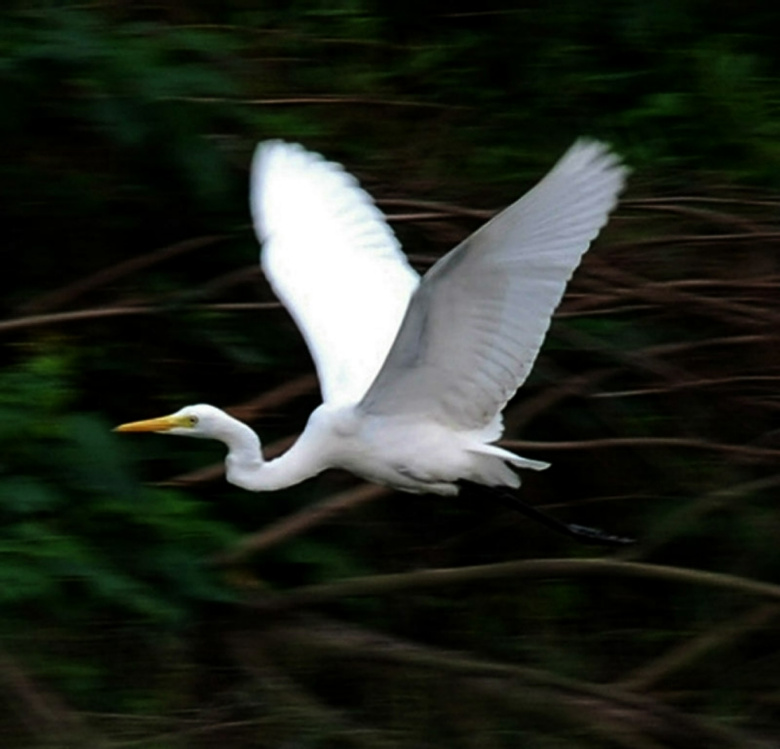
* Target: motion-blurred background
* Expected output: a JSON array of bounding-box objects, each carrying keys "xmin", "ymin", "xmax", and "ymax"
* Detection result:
[{"xmin": 2, "ymin": 2, "xmax": 780, "ymax": 747}]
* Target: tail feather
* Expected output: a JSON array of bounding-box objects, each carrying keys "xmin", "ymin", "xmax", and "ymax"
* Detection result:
[{"xmin": 466, "ymin": 443, "xmax": 549, "ymax": 488}]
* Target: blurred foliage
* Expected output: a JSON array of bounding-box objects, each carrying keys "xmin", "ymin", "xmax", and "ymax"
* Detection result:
[
  {"xmin": 1, "ymin": 1, "xmax": 780, "ymax": 747},
  {"xmin": 0, "ymin": 353, "xmax": 236, "ymax": 709}
]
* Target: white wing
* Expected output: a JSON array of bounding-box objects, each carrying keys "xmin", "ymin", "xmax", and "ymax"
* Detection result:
[
  {"xmin": 250, "ymin": 141, "xmax": 420, "ymax": 405},
  {"xmin": 360, "ymin": 140, "xmax": 627, "ymax": 430}
]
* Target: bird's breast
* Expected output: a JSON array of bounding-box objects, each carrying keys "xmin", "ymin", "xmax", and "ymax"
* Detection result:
[{"xmin": 331, "ymin": 412, "xmax": 469, "ymax": 495}]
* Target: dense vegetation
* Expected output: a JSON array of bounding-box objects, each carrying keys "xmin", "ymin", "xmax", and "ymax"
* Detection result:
[{"xmin": 2, "ymin": 2, "xmax": 780, "ymax": 747}]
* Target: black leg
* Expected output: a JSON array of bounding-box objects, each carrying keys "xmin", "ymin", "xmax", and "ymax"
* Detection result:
[{"xmin": 458, "ymin": 481, "xmax": 634, "ymax": 547}]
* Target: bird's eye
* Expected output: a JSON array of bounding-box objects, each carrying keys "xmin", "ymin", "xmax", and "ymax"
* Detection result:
[{"xmin": 188, "ymin": 415, "xmax": 199, "ymax": 427}]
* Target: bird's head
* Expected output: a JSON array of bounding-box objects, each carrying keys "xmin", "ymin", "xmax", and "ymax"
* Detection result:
[{"xmin": 115, "ymin": 404, "xmax": 231, "ymax": 440}]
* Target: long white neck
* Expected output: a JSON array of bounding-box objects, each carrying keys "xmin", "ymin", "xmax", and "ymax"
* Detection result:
[{"xmin": 215, "ymin": 412, "xmax": 328, "ymax": 492}]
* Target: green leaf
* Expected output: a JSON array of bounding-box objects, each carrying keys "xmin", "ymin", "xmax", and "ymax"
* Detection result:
[{"xmin": 0, "ymin": 477, "xmax": 62, "ymax": 514}]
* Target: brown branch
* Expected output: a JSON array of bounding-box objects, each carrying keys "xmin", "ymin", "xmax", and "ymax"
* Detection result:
[
  {"xmin": 385, "ymin": 211, "xmax": 461, "ymax": 222},
  {"xmin": 199, "ymin": 302, "xmax": 282, "ymax": 312},
  {"xmin": 211, "ymin": 483, "xmax": 389, "ymax": 566},
  {"xmin": 585, "ymin": 258, "xmax": 774, "ymax": 327},
  {"xmin": 562, "ymin": 277, "xmax": 780, "ymax": 316},
  {"xmin": 18, "ymin": 234, "xmax": 228, "ymax": 315},
  {"xmin": 252, "ymin": 557, "xmax": 780, "ymax": 612},
  {"xmin": 622, "ymin": 200, "xmax": 772, "ymax": 235},
  {"xmin": 0, "ymin": 646, "xmax": 86, "ymax": 740},
  {"xmin": 229, "ymin": 633, "xmax": 406, "ymax": 749},
  {"xmin": 108, "ymin": 718, "xmax": 292, "ymax": 748},
  {"xmin": 167, "ymin": 95, "xmax": 463, "ymax": 109},
  {"xmin": 502, "ymin": 436, "xmax": 780, "ymax": 461},
  {"xmin": 593, "ymin": 374, "xmax": 780, "ymax": 399},
  {"xmin": 0, "ymin": 302, "xmax": 281, "ymax": 335},
  {"xmin": 507, "ymin": 368, "xmax": 619, "ymax": 429},
  {"xmin": 377, "ymin": 197, "xmax": 494, "ymax": 220},
  {"xmin": 643, "ymin": 333, "xmax": 773, "ymax": 356},
  {"xmin": 182, "ymin": 263, "xmax": 259, "ymax": 300},
  {"xmin": 253, "ymin": 615, "xmax": 768, "ymax": 749},
  {"xmin": 552, "ymin": 323, "xmax": 695, "ymax": 383},
  {"xmin": 0, "ymin": 306, "xmax": 153, "ymax": 333},
  {"xmin": 625, "ymin": 196, "xmax": 780, "ymax": 210},
  {"xmin": 604, "ymin": 231, "xmax": 780, "ymax": 253},
  {"xmin": 617, "ymin": 473, "xmax": 780, "ymax": 562},
  {"xmin": 225, "ymin": 374, "xmax": 319, "ymax": 422},
  {"xmin": 530, "ymin": 330, "xmax": 777, "ymax": 403},
  {"xmin": 557, "ymin": 302, "xmax": 657, "ymax": 318},
  {"xmin": 615, "ymin": 603, "xmax": 780, "ymax": 692},
  {"xmin": 637, "ymin": 277, "xmax": 780, "ymax": 292}
]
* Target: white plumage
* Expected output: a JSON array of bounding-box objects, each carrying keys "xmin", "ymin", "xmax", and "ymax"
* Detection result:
[
  {"xmin": 117, "ymin": 139, "xmax": 627, "ymax": 503},
  {"xmin": 252, "ymin": 141, "xmax": 419, "ymax": 406}
]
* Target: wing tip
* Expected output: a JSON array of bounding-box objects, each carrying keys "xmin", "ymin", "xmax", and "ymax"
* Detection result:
[
  {"xmin": 250, "ymin": 140, "xmax": 342, "ymax": 241},
  {"xmin": 560, "ymin": 138, "xmax": 631, "ymax": 186},
  {"xmin": 250, "ymin": 139, "xmax": 359, "ymax": 199},
  {"xmin": 251, "ymin": 139, "xmax": 323, "ymax": 183}
]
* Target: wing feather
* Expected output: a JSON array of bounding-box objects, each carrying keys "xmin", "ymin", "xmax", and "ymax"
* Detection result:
[
  {"xmin": 250, "ymin": 141, "xmax": 420, "ymax": 405},
  {"xmin": 360, "ymin": 139, "xmax": 627, "ymax": 430}
]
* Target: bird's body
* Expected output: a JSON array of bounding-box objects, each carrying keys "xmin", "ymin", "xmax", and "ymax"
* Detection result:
[
  {"xmin": 117, "ymin": 139, "xmax": 628, "ymax": 529},
  {"xmin": 155, "ymin": 401, "xmax": 533, "ymax": 496},
  {"xmin": 308, "ymin": 403, "xmax": 540, "ymax": 495}
]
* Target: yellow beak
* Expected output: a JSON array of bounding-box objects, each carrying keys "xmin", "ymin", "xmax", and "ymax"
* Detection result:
[{"xmin": 114, "ymin": 414, "xmax": 187, "ymax": 433}]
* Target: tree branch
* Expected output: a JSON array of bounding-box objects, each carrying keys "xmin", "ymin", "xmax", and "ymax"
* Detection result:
[
  {"xmin": 251, "ymin": 557, "xmax": 780, "ymax": 612},
  {"xmin": 212, "ymin": 483, "xmax": 388, "ymax": 565}
]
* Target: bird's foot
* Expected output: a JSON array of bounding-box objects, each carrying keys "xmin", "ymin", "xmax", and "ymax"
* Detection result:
[{"xmin": 565, "ymin": 523, "xmax": 635, "ymax": 547}]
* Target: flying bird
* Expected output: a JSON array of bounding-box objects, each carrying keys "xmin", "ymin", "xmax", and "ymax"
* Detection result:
[{"xmin": 117, "ymin": 139, "xmax": 630, "ymax": 545}]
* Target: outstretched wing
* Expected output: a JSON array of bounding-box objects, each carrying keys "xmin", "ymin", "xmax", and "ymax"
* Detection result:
[
  {"xmin": 250, "ymin": 142, "xmax": 420, "ymax": 405},
  {"xmin": 360, "ymin": 140, "xmax": 627, "ymax": 430}
]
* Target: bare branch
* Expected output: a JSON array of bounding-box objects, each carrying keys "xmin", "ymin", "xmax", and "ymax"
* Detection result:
[
  {"xmin": 617, "ymin": 474, "xmax": 780, "ymax": 562},
  {"xmin": 167, "ymin": 95, "xmax": 464, "ymax": 110},
  {"xmin": 212, "ymin": 483, "xmax": 389, "ymax": 566},
  {"xmin": 0, "ymin": 646, "xmax": 86, "ymax": 741},
  {"xmin": 251, "ymin": 557, "xmax": 780, "ymax": 611},
  {"xmin": 615, "ymin": 603, "xmax": 780, "ymax": 692},
  {"xmin": 252, "ymin": 615, "xmax": 769, "ymax": 749},
  {"xmin": 0, "ymin": 302, "xmax": 282, "ymax": 335},
  {"xmin": 18, "ymin": 234, "xmax": 228, "ymax": 315},
  {"xmin": 502, "ymin": 436, "xmax": 780, "ymax": 461}
]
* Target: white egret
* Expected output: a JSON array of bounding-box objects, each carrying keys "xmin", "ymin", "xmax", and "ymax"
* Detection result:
[{"xmin": 117, "ymin": 139, "xmax": 630, "ymax": 544}]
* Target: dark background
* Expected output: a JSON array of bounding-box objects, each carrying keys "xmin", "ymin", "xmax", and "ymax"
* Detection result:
[{"xmin": 1, "ymin": 2, "xmax": 780, "ymax": 747}]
